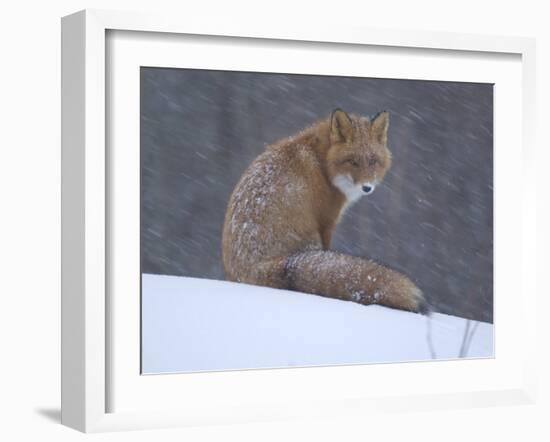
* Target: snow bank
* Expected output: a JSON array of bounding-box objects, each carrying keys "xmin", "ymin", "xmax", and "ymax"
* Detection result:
[{"xmin": 142, "ymin": 273, "xmax": 494, "ymax": 374}]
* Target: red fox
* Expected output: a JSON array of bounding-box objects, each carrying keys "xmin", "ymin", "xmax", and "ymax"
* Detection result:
[{"xmin": 222, "ymin": 109, "xmax": 428, "ymax": 313}]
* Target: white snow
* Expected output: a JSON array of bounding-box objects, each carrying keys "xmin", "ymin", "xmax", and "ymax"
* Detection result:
[{"xmin": 141, "ymin": 273, "xmax": 494, "ymax": 374}]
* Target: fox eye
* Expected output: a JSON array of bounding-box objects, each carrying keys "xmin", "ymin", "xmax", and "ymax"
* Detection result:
[
  {"xmin": 368, "ymin": 157, "xmax": 378, "ymax": 167},
  {"xmin": 344, "ymin": 159, "xmax": 360, "ymax": 167}
]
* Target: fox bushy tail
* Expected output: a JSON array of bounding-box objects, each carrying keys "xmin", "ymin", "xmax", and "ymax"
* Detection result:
[{"xmin": 283, "ymin": 250, "xmax": 427, "ymax": 313}]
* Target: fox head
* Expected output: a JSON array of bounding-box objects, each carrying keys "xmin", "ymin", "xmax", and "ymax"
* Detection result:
[{"xmin": 326, "ymin": 109, "xmax": 392, "ymax": 203}]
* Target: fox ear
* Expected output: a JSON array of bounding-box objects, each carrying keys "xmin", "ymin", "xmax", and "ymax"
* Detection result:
[
  {"xmin": 371, "ymin": 111, "xmax": 390, "ymax": 144},
  {"xmin": 330, "ymin": 109, "xmax": 353, "ymax": 144}
]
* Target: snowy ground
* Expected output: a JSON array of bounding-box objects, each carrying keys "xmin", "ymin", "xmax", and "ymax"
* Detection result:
[{"xmin": 141, "ymin": 273, "xmax": 494, "ymax": 374}]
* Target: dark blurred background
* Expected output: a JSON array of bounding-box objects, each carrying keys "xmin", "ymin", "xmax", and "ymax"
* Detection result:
[{"xmin": 141, "ymin": 68, "xmax": 493, "ymax": 323}]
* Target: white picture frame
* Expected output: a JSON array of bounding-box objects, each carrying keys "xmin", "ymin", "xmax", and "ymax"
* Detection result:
[{"xmin": 61, "ymin": 9, "xmax": 537, "ymax": 433}]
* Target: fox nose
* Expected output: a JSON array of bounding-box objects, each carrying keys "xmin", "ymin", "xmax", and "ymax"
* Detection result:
[{"xmin": 362, "ymin": 185, "xmax": 374, "ymax": 194}]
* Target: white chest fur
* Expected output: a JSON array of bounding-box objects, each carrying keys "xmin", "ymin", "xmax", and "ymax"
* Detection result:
[
  {"xmin": 331, "ymin": 174, "xmax": 378, "ymax": 219},
  {"xmin": 332, "ymin": 174, "xmax": 365, "ymax": 206}
]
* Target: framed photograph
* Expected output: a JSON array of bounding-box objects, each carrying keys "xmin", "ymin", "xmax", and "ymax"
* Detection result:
[{"xmin": 61, "ymin": 9, "xmax": 537, "ymax": 433}]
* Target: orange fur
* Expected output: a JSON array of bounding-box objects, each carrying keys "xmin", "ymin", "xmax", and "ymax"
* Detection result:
[{"xmin": 222, "ymin": 110, "xmax": 426, "ymax": 313}]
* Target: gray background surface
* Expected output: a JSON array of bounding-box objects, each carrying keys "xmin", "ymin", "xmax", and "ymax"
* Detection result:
[{"xmin": 141, "ymin": 68, "xmax": 493, "ymax": 322}]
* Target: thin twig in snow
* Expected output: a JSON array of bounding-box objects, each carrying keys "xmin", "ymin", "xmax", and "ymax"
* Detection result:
[
  {"xmin": 458, "ymin": 319, "xmax": 479, "ymax": 358},
  {"xmin": 426, "ymin": 315, "xmax": 437, "ymax": 359},
  {"xmin": 463, "ymin": 321, "xmax": 480, "ymax": 358},
  {"xmin": 458, "ymin": 319, "xmax": 471, "ymax": 358}
]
